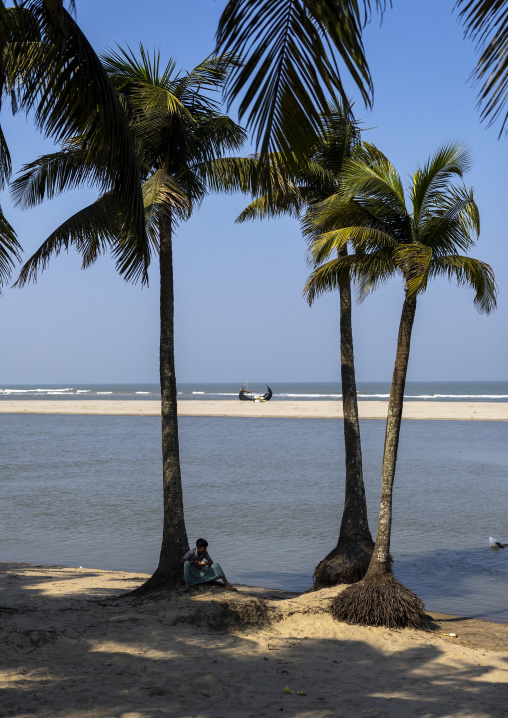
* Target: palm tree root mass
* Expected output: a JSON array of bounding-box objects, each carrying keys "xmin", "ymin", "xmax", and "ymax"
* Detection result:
[
  {"xmin": 330, "ymin": 569, "xmax": 426, "ymax": 629},
  {"xmin": 129, "ymin": 567, "xmax": 184, "ymax": 597},
  {"xmin": 313, "ymin": 536, "xmax": 374, "ymax": 587}
]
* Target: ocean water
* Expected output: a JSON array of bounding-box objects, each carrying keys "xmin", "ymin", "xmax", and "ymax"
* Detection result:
[
  {"xmin": 1, "ymin": 414, "xmax": 507, "ymax": 622},
  {"xmin": 1, "ymin": 380, "xmax": 508, "ymax": 401}
]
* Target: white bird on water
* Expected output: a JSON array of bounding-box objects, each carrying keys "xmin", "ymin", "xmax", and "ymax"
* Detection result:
[{"xmin": 489, "ymin": 536, "xmax": 506, "ymax": 549}]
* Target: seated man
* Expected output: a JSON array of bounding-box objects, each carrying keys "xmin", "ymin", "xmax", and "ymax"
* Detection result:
[{"xmin": 181, "ymin": 538, "xmax": 237, "ymax": 592}]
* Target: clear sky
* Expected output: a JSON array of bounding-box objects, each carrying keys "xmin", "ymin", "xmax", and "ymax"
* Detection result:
[{"xmin": 0, "ymin": 0, "xmax": 506, "ymax": 384}]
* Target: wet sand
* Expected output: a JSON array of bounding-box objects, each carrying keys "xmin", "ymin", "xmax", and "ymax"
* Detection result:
[
  {"xmin": 0, "ymin": 399, "xmax": 507, "ymax": 420},
  {"xmin": 1, "ymin": 561, "xmax": 507, "ymax": 717}
]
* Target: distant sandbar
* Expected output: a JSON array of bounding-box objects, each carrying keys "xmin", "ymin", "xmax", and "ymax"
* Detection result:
[{"xmin": 0, "ymin": 399, "xmax": 506, "ymax": 421}]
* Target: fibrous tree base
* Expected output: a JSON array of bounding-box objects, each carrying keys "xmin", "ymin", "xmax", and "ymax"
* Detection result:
[
  {"xmin": 330, "ymin": 570, "xmax": 425, "ymax": 628},
  {"xmin": 128, "ymin": 566, "xmax": 183, "ymax": 597},
  {"xmin": 313, "ymin": 537, "xmax": 375, "ymax": 588}
]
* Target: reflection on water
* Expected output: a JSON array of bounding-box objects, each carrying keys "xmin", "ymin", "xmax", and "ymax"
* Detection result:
[{"xmin": 0, "ymin": 415, "xmax": 507, "ymax": 621}]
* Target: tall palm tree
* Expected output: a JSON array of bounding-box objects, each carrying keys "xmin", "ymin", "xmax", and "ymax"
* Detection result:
[
  {"xmin": 13, "ymin": 46, "xmax": 252, "ymax": 590},
  {"xmin": 215, "ymin": 0, "xmax": 389, "ymax": 168},
  {"xmin": 238, "ymin": 104, "xmax": 375, "ymax": 586},
  {"xmin": 304, "ymin": 141, "xmax": 497, "ymax": 627}
]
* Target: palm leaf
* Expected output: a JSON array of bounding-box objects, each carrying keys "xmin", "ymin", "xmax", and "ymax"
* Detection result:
[
  {"xmin": 15, "ymin": 192, "xmax": 150, "ymax": 288},
  {"xmin": 142, "ymin": 169, "xmax": 189, "ymax": 236},
  {"xmin": 11, "ymin": 146, "xmax": 110, "ymax": 208},
  {"xmin": 410, "ymin": 141, "xmax": 472, "ymax": 226},
  {"xmin": 8, "ymin": 2, "xmax": 146, "ymax": 247},
  {"xmin": 0, "ymin": 122, "xmax": 12, "ymax": 188},
  {"xmin": 215, "ymin": 0, "xmax": 389, "ymax": 162},
  {"xmin": 0, "ymin": 208, "xmax": 20, "ymax": 289},
  {"xmin": 308, "ymin": 224, "xmax": 396, "ymax": 266},
  {"xmin": 430, "ymin": 252, "xmax": 497, "ymax": 313},
  {"xmin": 456, "ymin": 0, "xmax": 508, "ymax": 134},
  {"xmin": 193, "ymin": 156, "xmax": 265, "ymax": 197},
  {"xmin": 304, "ymin": 248, "xmax": 395, "ymax": 305},
  {"xmin": 14, "ymin": 193, "xmax": 122, "ymax": 287},
  {"xmin": 419, "ymin": 185, "xmax": 480, "ymax": 253}
]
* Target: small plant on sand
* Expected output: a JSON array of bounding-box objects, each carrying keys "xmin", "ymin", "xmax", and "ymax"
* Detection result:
[{"xmin": 305, "ymin": 141, "xmax": 496, "ymax": 627}]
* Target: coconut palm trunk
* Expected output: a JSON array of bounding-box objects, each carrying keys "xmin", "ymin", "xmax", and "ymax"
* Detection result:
[
  {"xmin": 140, "ymin": 213, "xmax": 189, "ymax": 590},
  {"xmin": 367, "ymin": 293, "xmax": 417, "ymax": 574},
  {"xmin": 313, "ymin": 245, "xmax": 374, "ymax": 587},
  {"xmin": 331, "ymin": 291, "xmax": 425, "ymax": 627}
]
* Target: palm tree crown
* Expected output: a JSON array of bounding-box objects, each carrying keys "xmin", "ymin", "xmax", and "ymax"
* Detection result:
[
  {"xmin": 304, "ymin": 141, "xmax": 496, "ymax": 314},
  {"xmin": 13, "ymin": 46, "xmax": 248, "ymax": 285}
]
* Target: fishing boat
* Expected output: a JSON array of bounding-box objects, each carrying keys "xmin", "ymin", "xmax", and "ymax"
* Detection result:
[{"xmin": 238, "ymin": 383, "xmax": 273, "ymax": 402}]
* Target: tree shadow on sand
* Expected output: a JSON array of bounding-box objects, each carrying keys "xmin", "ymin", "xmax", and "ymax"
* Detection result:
[{"xmin": 1, "ymin": 564, "xmax": 507, "ymax": 717}]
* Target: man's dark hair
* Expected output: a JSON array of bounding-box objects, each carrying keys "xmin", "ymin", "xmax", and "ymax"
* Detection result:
[{"xmin": 196, "ymin": 538, "xmax": 208, "ymax": 548}]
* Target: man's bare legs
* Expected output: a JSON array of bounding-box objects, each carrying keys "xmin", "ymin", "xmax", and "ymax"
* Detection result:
[{"xmin": 220, "ymin": 574, "xmax": 237, "ymax": 591}]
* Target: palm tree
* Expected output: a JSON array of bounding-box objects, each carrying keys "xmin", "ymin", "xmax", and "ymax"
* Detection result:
[
  {"xmin": 304, "ymin": 141, "xmax": 497, "ymax": 627},
  {"xmin": 13, "ymin": 46, "xmax": 252, "ymax": 590},
  {"xmin": 238, "ymin": 104, "xmax": 375, "ymax": 585},
  {"xmin": 215, "ymin": 0, "xmax": 389, "ymax": 167},
  {"xmin": 1, "ymin": 1, "xmax": 145, "ymax": 246}
]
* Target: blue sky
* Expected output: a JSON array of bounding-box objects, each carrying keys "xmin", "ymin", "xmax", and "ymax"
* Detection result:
[{"xmin": 0, "ymin": 0, "xmax": 506, "ymax": 383}]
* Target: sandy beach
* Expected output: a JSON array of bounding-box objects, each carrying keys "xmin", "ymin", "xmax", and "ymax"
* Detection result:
[
  {"xmin": 0, "ymin": 399, "xmax": 507, "ymax": 420},
  {"xmin": 1, "ymin": 561, "xmax": 507, "ymax": 717}
]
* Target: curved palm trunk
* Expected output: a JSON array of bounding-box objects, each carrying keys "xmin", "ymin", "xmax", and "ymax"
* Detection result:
[
  {"xmin": 330, "ymin": 293, "xmax": 425, "ymax": 627},
  {"xmin": 366, "ymin": 293, "xmax": 417, "ymax": 576},
  {"xmin": 135, "ymin": 215, "xmax": 189, "ymax": 592},
  {"xmin": 313, "ymin": 246, "xmax": 374, "ymax": 587}
]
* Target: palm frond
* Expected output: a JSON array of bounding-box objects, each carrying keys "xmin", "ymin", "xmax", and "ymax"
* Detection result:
[
  {"xmin": 0, "ymin": 208, "xmax": 21, "ymax": 289},
  {"xmin": 215, "ymin": 0, "xmax": 389, "ymax": 163},
  {"xmin": 302, "ymin": 191, "xmax": 386, "ymax": 240},
  {"xmin": 101, "ymin": 44, "xmax": 174, "ymax": 92},
  {"xmin": 142, "ymin": 169, "xmax": 189, "ymax": 233},
  {"xmin": 304, "ymin": 248, "xmax": 395, "ymax": 305},
  {"xmin": 14, "ymin": 193, "xmax": 125, "ymax": 287},
  {"xmin": 456, "ymin": 0, "xmax": 508, "ymax": 135},
  {"xmin": 193, "ymin": 156, "xmax": 266, "ymax": 196},
  {"xmin": 178, "ymin": 54, "xmax": 239, "ymax": 106},
  {"xmin": 304, "ymin": 254, "xmax": 356, "ymax": 304},
  {"xmin": 341, "ymin": 143, "xmax": 408, "ymax": 221},
  {"xmin": 0, "ymin": 122, "xmax": 12, "ymax": 188},
  {"xmin": 411, "ymin": 140, "xmax": 472, "ymax": 225},
  {"xmin": 430, "ymin": 252, "xmax": 497, "ymax": 313},
  {"xmin": 393, "ymin": 243, "xmax": 433, "ymax": 297},
  {"xmin": 308, "ymin": 225, "xmax": 397, "ymax": 266},
  {"xmin": 9, "ymin": 3, "xmax": 146, "ymax": 245},
  {"xmin": 129, "ymin": 80, "xmax": 192, "ymax": 118},
  {"xmin": 186, "ymin": 114, "xmax": 247, "ymax": 160},
  {"xmin": 11, "ymin": 146, "xmax": 109, "ymax": 208},
  {"xmin": 237, "ymin": 188, "xmax": 302, "ymax": 221},
  {"xmin": 419, "ymin": 185, "xmax": 480, "ymax": 253}
]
